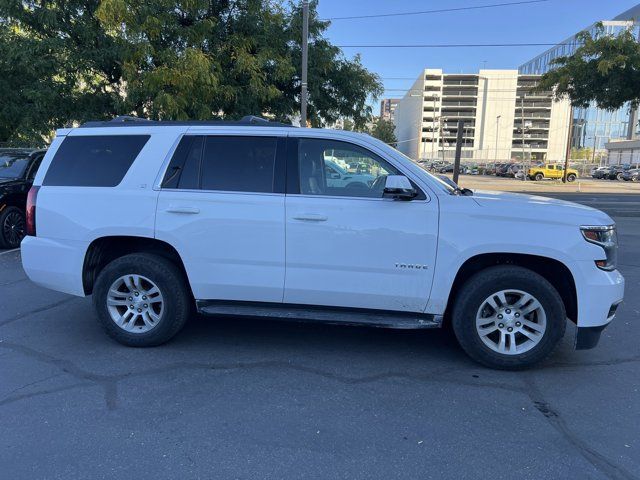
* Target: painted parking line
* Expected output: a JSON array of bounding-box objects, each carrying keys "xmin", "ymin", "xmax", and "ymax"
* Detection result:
[{"xmin": 0, "ymin": 248, "xmax": 19, "ymax": 257}]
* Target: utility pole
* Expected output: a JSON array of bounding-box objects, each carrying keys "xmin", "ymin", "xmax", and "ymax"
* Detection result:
[
  {"xmin": 300, "ymin": 1, "xmax": 309, "ymax": 127},
  {"xmin": 453, "ymin": 120, "xmax": 464, "ymax": 184},
  {"xmin": 563, "ymin": 107, "xmax": 574, "ymax": 183},
  {"xmin": 431, "ymin": 95, "xmax": 438, "ymax": 159},
  {"xmin": 494, "ymin": 115, "xmax": 501, "ymax": 165},
  {"xmin": 521, "ymin": 95, "xmax": 526, "ymax": 167}
]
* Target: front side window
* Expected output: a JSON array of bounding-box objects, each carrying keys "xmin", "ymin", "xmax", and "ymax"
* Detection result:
[{"xmin": 298, "ymin": 138, "xmax": 399, "ymax": 198}]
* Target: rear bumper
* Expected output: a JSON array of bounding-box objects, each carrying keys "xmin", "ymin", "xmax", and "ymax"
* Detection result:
[{"xmin": 21, "ymin": 235, "xmax": 87, "ymax": 296}]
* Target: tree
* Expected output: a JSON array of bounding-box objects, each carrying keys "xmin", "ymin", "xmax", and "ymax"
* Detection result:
[
  {"xmin": 538, "ymin": 23, "xmax": 640, "ymax": 110},
  {"xmin": 369, "ymin": 118, "xmax": 397, "ymax": 146},
  {"xmin": 0, "ymin": 0, "xmax": 383, "ymax": 144}
]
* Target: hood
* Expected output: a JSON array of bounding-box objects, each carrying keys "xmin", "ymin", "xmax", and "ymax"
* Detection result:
[
  {"xmin": 0, "ymin": 177, "xmax": 22, "ymax": 188},
  {"xmin": 470, "ymin": 190, "xmax": 613, "ymax": 226}
]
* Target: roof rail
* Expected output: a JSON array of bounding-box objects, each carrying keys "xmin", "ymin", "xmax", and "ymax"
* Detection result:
[{"xmin": 79, "ymin": 115, "xmax": 294, "ymax": 128}]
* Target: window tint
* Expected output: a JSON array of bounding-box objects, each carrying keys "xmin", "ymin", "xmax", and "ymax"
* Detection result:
[
  {"xmin": 162, "ymin": 136, "xmax": 204, "ymax": 190},
  {"xmin": 200, "ymin": 136, "xmax": 277, "ymax": 193},
  {"xmin": 298, "ymin": 138, "xmax": 399, "ymax": 198},
  {"xmin": 43, "ymin": 135, "xmax": 149, "ymax": 187}
]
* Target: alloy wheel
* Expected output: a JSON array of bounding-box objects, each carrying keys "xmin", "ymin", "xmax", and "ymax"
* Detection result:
[
  {"xmin": 475, "ymin": 289, "xmax": 547, "ymax": 355},
  {"xmin": 2, "ymin": 211, "xmax": 25, "ymax": 247},
  {"xmin": 106, "ymin": 274, "xmax": 164, "ymax": 333}
]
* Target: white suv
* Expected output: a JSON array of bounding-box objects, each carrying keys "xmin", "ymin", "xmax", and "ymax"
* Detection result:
[{"xmin": 21, "ymin": 117, "xmax": 624, "ymax": 369}]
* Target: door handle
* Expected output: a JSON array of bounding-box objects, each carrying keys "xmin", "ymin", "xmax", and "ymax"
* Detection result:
[
  {"xmin": 165, "ymin": 206, "xmax": 200, "ymax": 214},
  {"xmin": 292, "ymin": 214, "xmax": 328, "ymax": 222}
]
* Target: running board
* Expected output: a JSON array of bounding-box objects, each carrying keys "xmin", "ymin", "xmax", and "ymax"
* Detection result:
[{"xmin": 196, "ymin": 301, "xmax": 442, "ymax": 329}]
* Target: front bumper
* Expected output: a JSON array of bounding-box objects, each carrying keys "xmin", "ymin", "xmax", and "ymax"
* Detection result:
[
  {"xmin": 573, "ymin": 261, "xmax": 624, "ymax": 350},
  {"xmin": 575, "ymin": 301, "xmax": 622, "ymax": 349}
]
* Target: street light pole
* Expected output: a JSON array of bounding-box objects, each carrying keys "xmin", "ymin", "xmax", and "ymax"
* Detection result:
[{"xmin": 300, "ymin": 1, "xmax": 309, "ymax": 127}]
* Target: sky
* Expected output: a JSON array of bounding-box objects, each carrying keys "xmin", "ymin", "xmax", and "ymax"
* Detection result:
[{"xmin": 315, "ymin": 0, "xmax": 640, "ymax": 108}]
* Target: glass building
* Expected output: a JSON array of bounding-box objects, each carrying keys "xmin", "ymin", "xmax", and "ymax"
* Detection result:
[{"xmin": 519, "ymin": 5, "xmax": 640, "ymax": 153}]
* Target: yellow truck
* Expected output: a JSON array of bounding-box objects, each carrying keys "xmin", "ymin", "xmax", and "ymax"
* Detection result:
[{"xmin": 528, "ymin": 164, "xmax": 578, "ymax": 182}]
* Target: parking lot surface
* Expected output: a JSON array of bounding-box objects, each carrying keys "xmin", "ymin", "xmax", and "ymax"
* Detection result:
[{"xmin": 1, "ymin": 193, "xmax": 638, "ymax": 479}]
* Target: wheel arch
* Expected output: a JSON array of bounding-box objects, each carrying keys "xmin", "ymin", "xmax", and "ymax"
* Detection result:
[
  {"xmin": 444, "ymin": 252, "xmax": 577, "ymax": 325},
  {"xmin": 82, "ymin": 235, "xmax": 192, "ymax": 297}
]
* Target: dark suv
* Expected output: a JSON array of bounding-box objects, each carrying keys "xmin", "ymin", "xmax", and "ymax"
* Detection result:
[{"xmin": 0, "ymin": 149, "xmax": 46, "ymax": 248}]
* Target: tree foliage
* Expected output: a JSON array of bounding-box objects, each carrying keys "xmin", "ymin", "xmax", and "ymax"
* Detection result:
[
  {"xmin": 0, "ymin": 0, "xmax": 382, "ymax": 145},
  {"xmin": 538, "ymin": 23, "xmax": 640, "ymax": 110},
  {"xmin": 369, "ymin": 118, "xmax": 397, "ymax": 146}
]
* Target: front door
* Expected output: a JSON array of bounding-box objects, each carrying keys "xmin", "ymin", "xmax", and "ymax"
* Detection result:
[
  {"xmin": 284, "ymin": 137, "xmax": 438, "ymax": 312},
  {"xmin": 155, "ymin": 134, "xmax": 287, "ymax": 302}
]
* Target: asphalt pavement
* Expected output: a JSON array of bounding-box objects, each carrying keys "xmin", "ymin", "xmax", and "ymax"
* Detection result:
[{"xmin": 0, "ymin": 193, "xmax": 638, "ymax": 480}]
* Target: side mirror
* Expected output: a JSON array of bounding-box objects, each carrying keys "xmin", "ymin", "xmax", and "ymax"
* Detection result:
[
  {"xmin": 383, "ymin": 175, "xmax": 417, "ymax": 201},
  {"xmin": 329, "ymin": 173, "xmax": 341, "ymax": 179}
]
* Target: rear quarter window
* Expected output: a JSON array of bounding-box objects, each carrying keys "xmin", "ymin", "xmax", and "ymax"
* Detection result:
[{"xmin": 43, "ymin": 135, "xmax": 150, "ymax": 187}]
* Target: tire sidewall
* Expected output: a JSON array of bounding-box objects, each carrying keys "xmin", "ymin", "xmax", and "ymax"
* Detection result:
[
  {"xmin": 567, "ymin": 174, "xmax": 576, "ymax": 182},
  {"xmin": 535, "ymin": 173, "xmax": 543, "ymax": 181},
  {"xmin": 452, "ymin": 266, "xmax": 566, "ymax": 369},
  {"xmin": 93, "ymin": 253, "xmax": 190, "ymax": 346}
]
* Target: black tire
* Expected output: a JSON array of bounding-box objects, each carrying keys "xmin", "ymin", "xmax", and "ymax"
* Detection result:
[
  {"xmin": 616, "ymin": 173, "xmax": 624, "ymax": 181},
  {"xmin": 566, "ymin": 173, "xmax": 577, "ymax": 183},
  {"xmin": 451, "ymin": 266, "xmax": 566, "ymax": 370},
  {"xmin": 93, "ymin": 253, "xmax": 192, "ymax": 347},
  {"xmin": 534, "ymin": 173, "xmax": 544, "ymax": 181},
  {"xmin": 0, "ymin": 206, "xmax": 26, "ymax": 249}
]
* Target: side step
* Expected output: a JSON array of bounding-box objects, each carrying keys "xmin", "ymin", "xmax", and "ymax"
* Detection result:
[{"xmin": 196, "ymin": 301, "xmax": 442, "ymax": 330}]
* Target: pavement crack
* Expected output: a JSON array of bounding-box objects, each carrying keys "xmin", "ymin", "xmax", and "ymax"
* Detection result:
[
  {"xmin": 0, "ymin": 297, "xmax": 78, "ymax": 328},
  {"xmin": 523, "ymin": 373, "xmax": 637, "ymax": 480}
]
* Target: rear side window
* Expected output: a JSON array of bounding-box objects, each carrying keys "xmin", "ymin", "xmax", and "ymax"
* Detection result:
[
  {"xmin": 43, "ymin": 135, "xmax": 150, "ymax": 187},
  {"xmin": 201, "ymin": 136, "xmax": 277, "ymax": 193}
]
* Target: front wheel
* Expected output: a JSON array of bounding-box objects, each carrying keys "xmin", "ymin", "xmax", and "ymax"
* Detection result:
[
  {"xmin": 616, "ymin": 173, "xmax": 624, "ymax": 181},
  {"xmin": 566, "ymin": 173, "xmax": 577, "ymax": 182},
  {"xmin": 452, "ymin": 266, "xmax": 566, "ymax": 370},
  {"xmin": 93, "ymin": 253, "xmax": 191, "ymax": 346},
  {"xmin": 534, "ymin": 173, "xmax": 544, "ymax": 181}
]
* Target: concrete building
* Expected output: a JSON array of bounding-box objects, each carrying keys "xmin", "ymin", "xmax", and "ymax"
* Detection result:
[
  {"xmin": 519, "ymin": 4, "xmax": 640, "ymax": 152},
  {"xmin": 605, "ymin": 139, "xmax": 640, "ymax": 167},
  {"xmin": 380, "ymin": 98, "xmax": 400, "ymax": 122},
  {"xmin": 394, "ymin": 69, "xmax": 571, "ymax": 163}
]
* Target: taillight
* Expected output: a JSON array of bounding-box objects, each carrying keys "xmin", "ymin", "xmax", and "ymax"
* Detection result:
[{"xmin": 26, "ymin": 186, "xmax": 39, "ymax": 236}]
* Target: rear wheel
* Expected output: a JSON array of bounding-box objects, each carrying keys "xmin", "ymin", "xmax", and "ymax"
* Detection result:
[
  {"xmin": 0, "ymin": 206, "xmax": 25, "ymax": 249},
  {"xmin": 452, "ymin": 266, "xmax": 566, "ymax": 370},
  {"xmin": 93, "ymin": 253, "xmax": 191, "ymax": 346},
  {"xmin": 566, "ymin": 173, "xmax": 577, "ymax": 182},
  {"xmin": 534, "ymin": 173, "xmax": 544, "ymax": 181},
  {"xmin": 616, "ymin": 173, "xmax": 624, "ymax": 181}
]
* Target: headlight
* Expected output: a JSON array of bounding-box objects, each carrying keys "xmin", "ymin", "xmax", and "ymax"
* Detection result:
[{"xmin": 580, "ymin": 225, "xmax": 617, "ymax": 271}]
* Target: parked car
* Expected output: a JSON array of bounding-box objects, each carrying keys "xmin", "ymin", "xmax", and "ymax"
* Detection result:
[
  {"xmin": 21, "ymin": 116, "xmax": 624, "ymax": 369},
  {"xmin": 621, "ymin": 168, "xmax": 639, "ymax": 182},
  {"xmin": 324, "ymin": 159, "xmax": 375, "ymax": 190},
  {"xmin": 591, "ymin": 166, "xmax": 609, "ymax": 179},
  {"xmin": 496, "ymin": 163, "xmax": 512, "ymax": 177},
  {"xmin": 605, "ymin": 165, "xmax": 629, "ymax": 181},
  {"xmin": 0, "ymin": 148, "xmax": 46, "ymax": 248},
  {"xmin": 528, "ymin": 164, "xmax": 578, "ymax": 182}
]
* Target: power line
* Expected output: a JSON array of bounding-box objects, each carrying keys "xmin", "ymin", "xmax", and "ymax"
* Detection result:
[
  {"xmin": 323, "ymin": 0, "xmax": 550, "ymax": 21},
  {"xmin": 337, "ymin": 43, "xmax": 566, "ymax": 49}
]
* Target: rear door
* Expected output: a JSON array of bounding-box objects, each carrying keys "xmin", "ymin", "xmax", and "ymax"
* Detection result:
[{"xmin": 155, "ymin": 133, "xmax": 287, "ymax": 302}]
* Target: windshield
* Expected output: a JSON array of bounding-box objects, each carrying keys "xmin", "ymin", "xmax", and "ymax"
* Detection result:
[{"xmin": 0, "ymin": 154, "xmax": 30, "ymax": 179}]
